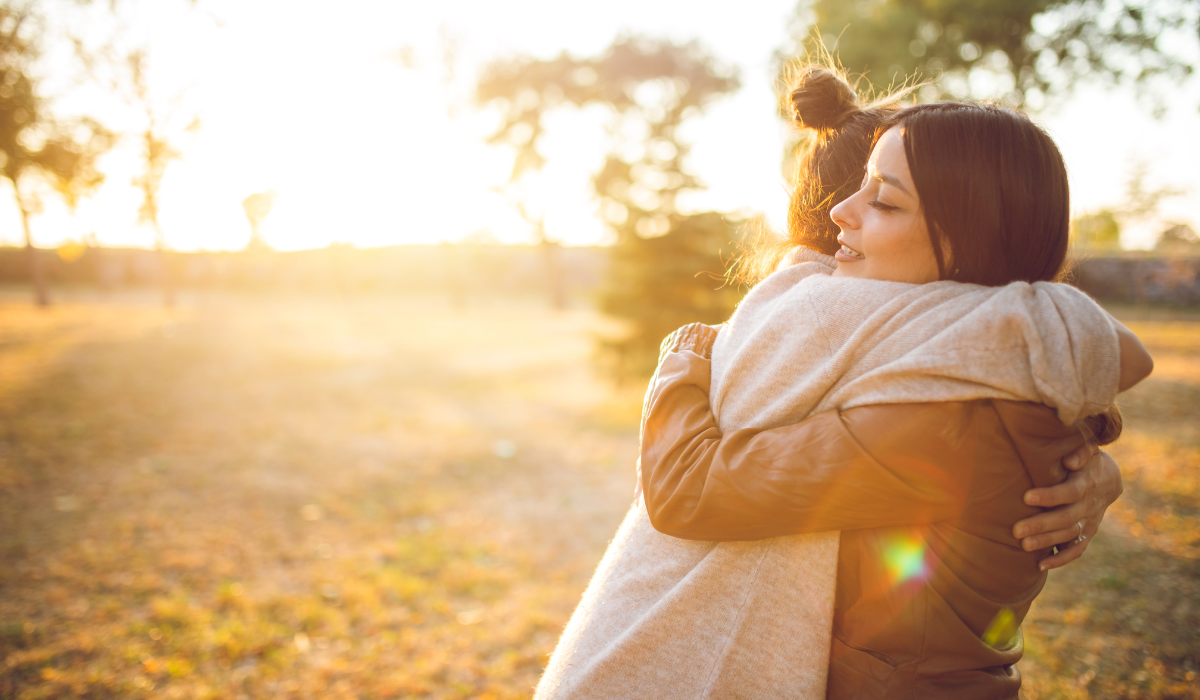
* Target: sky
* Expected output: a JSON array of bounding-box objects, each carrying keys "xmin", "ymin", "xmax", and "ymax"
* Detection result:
[{"xmin": 1, "ymin": 0, "xmax": 1197, "ymax": 252}]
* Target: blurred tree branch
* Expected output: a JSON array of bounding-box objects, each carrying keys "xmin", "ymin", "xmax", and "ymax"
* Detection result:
[
  {"xmin": 1119, "ymin": 159, "xmax": 1186, "ymax": 223},
  {"xmin": 0, "ymin": 1, "xmax": 114, "ymax": 306},
  {"xmin": 785, "ymin": 0, "xmax": 1198, "ymax": 112},
  {"xmin": 62, "ymin": 0, "xmax": 206, "ymax": 306},
  {"xmin": 477, "ymin": 37, "xmax": 740, "ymax": 242},
  {"xmin": 124, "ymin": 47, "xmax": 199, "ymax": 307},
  {"xmin": 477, "ymin": 37, "xmax": 744, "ymax": 377}
]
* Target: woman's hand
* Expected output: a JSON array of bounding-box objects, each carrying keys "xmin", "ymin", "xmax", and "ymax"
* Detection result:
[{"xmin": 1012, "ymin": 443, "xmax": 1123, "ymax": 571}]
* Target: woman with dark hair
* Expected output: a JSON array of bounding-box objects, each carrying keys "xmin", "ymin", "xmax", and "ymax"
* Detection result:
[{"xmin": 536, "ymin": 68, "xmax": 1145, "ymax": 700}]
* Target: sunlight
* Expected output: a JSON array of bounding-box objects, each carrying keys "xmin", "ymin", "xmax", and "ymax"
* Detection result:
[
  {"xmin": 0, "ymin": 0, "xmax": 798, "ymax": 252},
  {"xmin": 0, "ymin": 0, "xmax": 1194, "ymax": 254}
]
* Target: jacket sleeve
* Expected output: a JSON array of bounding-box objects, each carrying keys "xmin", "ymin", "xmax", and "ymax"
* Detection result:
[{"xmin": 640, "ymin": 325, "xmax": 1075, "ymax": 541}]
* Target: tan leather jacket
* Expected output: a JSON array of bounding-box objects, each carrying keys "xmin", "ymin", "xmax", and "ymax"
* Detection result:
[{"xmin": 639, "ymin": 324, "xmax": 1086, "ymax": 700}]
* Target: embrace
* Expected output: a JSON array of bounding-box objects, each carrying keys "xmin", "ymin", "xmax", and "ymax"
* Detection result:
[{"xmin": 535, "ymin": 66, "xmax": 1154, "ymax": 699}]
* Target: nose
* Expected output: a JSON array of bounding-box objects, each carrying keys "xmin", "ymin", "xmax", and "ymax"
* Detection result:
[{"xmin": 830, "ymin": 193, "xmax": 857, "ymax": 232}]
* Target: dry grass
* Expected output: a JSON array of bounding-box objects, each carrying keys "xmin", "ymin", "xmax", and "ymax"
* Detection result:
[
  {"xmin": 1020, "ymin": 305, "xmax": 1200, "ymax": 700},
  {"xmin": 0, "ymin": 292, "xmax": 1197, "ymax": 699},
  {"xmin": 0, "ymin": 291, "xmax": 641, "ymax": 699}
]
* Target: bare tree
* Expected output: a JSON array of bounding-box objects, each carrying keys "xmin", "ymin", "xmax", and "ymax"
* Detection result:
[{"xmin": 125, "ymin": 48, "xmax": 198, "ymax": 306}]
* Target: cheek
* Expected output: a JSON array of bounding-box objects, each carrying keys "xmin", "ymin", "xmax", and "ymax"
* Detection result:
[
  {"xmin": 899, "ymin": 220, "xmax": 940, "ymax": 281},
  {"xmin": 866, "ymin": 217, "xmax": 907, "ymax": 257},
  {"xmin": 871, "ymin": 217, "xmax": 938, "ymax": 282}
]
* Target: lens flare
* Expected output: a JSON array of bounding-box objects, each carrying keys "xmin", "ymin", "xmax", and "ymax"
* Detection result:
[
  {"xmin": 983, "ymin": 607, "xmax": 1018, "ymax": 649},
  {"xmin": 882, "ymin": 535, "xmax": 927, "ymax": 585}
]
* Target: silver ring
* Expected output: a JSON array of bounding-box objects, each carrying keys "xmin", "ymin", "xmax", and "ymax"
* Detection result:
[
  {"xmin": 1075, "ymin": 533, "xmax": 1088, "ymax": 545},
  {"xmin": 1075, "ymin": 521, "xmax": 1084, "ymax": 538}
]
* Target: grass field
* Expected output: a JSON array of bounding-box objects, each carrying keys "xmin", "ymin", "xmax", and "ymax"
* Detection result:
[{"xmin": 1, "ymin": 291, "xmax": 1197, "ymax": 699}]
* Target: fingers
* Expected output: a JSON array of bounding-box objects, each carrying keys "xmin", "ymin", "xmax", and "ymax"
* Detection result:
[
  {"xmin": 1016, "ymin": 501, "xmax": 1103, "ymax": 558},
  {"xmin": 1017, "ymin": 513, "xmax": 1084, "ymax": 552},
  {"xmin": 1024, "ymin": 470, "xmax": 1088, "ymax": 508},
  {"xmin": 1020, "ymin": 449, "xmax": 1112, "ymax": 571},
  {"xmin": 1014, "ymin": 489, "xmax": 1088, "ymax": 541},
  {"xmin": 1037, "ymin": 538, "xmax": 1089, "ymax": 571},
  {"xmin": 1063, "ymin": 441, "xmax": 1099, "ymax": 471}
]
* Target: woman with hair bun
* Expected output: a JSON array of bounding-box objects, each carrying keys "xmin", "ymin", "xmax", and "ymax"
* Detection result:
[
  {"xmin": 536, "ymin": 67, "xmax": 1142, "ymax": 699},
  {"xmin": 785, "ymin": 66, "xmax": 891, "ymax": 255}
]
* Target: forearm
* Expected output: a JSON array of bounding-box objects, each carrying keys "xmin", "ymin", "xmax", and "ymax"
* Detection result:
[{"xmin": 640, "ymin": 341, "xmax": 969, "ymax": 540}]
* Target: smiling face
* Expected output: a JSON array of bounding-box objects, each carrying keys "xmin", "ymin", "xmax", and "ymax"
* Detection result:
[{"xmin": 829, "ymin": 126, "xmax": 941, "ymax": 284}]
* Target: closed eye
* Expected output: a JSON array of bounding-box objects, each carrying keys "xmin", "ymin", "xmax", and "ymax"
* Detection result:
[{"xmin": 868, "ymin": 200, "xmax": 899, "ymax": 212}]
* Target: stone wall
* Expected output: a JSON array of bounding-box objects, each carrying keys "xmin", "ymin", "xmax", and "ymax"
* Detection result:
[{"xmin": 1070, "ymin": 255, "xmax": 1200, "ymax": 306}]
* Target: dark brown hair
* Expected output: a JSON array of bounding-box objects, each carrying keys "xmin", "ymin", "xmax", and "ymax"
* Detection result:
[
  {"xmin": 788, "ymin": 68, "xmax": 901, "ymax": 257},
  {"xmin": 879, "ymin": 102, "xmax": 1071, "ymax": 286},
  {"xmin": 881, "ymin": 102, "xmax": 1119, "ymax": 437}
]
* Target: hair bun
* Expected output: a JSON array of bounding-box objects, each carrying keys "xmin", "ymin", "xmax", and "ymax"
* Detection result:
[{"xmin": 791, "ymin": 67, "xmax": 859, "ymax": 131}]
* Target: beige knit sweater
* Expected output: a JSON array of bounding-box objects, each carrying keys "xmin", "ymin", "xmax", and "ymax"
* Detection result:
[{"xmin": 535, "ymin": 248, "xmax": 1120, "ymax": 700}]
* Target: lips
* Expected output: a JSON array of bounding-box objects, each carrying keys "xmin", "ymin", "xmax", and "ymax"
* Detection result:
[{"xmin": 836, "ymin": 236, "xmax": 865, "ymax": 260}]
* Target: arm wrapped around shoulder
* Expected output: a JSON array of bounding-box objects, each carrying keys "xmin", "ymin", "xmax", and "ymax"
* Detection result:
[
  {"xmin": 1024, "ymin": 282, "xmax": 1122, "ymax": 423},
  {"xmin": 843, "ymin": 281, "xmax": 1123, "ymax": 426}
]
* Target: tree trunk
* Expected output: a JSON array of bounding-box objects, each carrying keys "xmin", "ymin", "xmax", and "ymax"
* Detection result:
[
  {"xmin": 441, "ymin": 241, "xmax": 467, "ymax": 311},
  {"xmin": 18, "ymin": 201, "xmax": 49, "ymax": 307},
  {"xmin": 159, "ymin": 247, "xmax": 175, "ymax": 307},
  {"xmin": 541, "ymin": 238, "xmax": 566, "ymax": 311},
  {"xmin": 156, "ymin": 227, "xmax": 175, "ymax": 308}
]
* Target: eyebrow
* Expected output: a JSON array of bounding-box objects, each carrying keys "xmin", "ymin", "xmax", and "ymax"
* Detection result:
[{"xmin": 874, "ymin": 171, "xmax": 912, "ymax": 196}]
